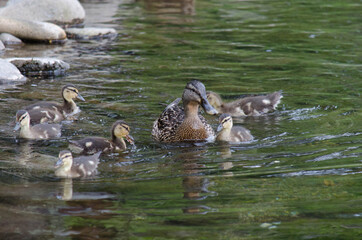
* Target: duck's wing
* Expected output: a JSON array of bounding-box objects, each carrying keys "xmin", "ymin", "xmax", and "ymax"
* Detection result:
[{"xmin": 152, "ymin": 98, "xmax": 184, "ymax": 142}]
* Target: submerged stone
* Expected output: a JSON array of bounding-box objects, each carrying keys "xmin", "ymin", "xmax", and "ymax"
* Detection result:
[
  {"xmin": 0, "ymin": 0, "xmax": 85, "ymax": 27},
  {"xmin": 0, "ymin": 33, "xmax": 23, "ymax": 46},
  {"xmin": 0, "ymin": 18, "xmax": 67, "ymax": 43},
  {"xmin": 6, "ymin": 58, "xmax": 70, "ymax": 77},
  {"xmin": 66, "ymin": 27, "xmax": 118, "ymax": 40},
  {"xmin": 0, "ymin": 59, "xmax": 27, "ymax": 82}
]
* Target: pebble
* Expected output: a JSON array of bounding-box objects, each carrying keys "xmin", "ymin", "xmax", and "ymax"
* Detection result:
[
  {"xmin": 0, "ymin": 17, "xmax": 67, "ymax": 43},
  {"xmin": 6, "ymin": 58, "xmax": 70, "ymax": 77},
  {"xmin": 0, "ymin": 33, "xmax": 23, "ymax": 46},
  {"xmin": 0, "ymin": 0, "xmax": 85, "ymax": 27},
  {"xmin": 66, "ymin": 27, "xmax": 118, "ymax": 40}
]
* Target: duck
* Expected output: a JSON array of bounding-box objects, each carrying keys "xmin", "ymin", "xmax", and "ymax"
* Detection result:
[
  {"xmin": 68, "ymin": 120, "xmax": 134, "ymax": 154},
  {"xmin": 206, "ymin": 90, "xmax": 283, "ymax": 117},
  {"xmin": 14, "ymin": 110, "xmax": 61, "ymax": 140},
  {"xmin": 55, "ymin": 150, "xmax": 101, "ymax": 178},
  {"xmin": 216, "ymin": 113, "xmax": 253, "ymax": 142},
  {"xmin": 25, "ymin": 84, "xmax": 85, "ymax": 124},
  {"xmin": 152, "ymin": 80, "xmax": 218, "ymax": 142}
]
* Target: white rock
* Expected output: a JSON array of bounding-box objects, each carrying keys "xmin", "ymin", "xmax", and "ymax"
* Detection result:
[
  {"xmin": 6, "ymin": 58, "xmax": 70, "ymax": 77},
  {"xmin": 0, "ymin": 33, "xmax": 23, "ymax": 45},
  {"xmin": 0, "ymin": 40, "xmax": 4, "ymax": 50},
  {"xmin": 0, "ymin": 59, "xmax": 26, "ymax": 82},
  {"xmin": 66, "ymin": 27, "xmax": 117, "ymax": 40},
  {"xmin": 0, "ymin": 0, "xmax": 85, "ymax": 26},
  {"xmin": 0, "ymin": 17, "xmax": 66, "ymax": 42}
]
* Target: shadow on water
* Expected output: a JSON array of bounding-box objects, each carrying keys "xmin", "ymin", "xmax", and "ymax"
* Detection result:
[{"xmin": 0, "ymin": 0, "xmax": 361, "ymax": 239}]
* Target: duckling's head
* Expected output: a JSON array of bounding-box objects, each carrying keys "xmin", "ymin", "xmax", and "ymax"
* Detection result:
[
  {"xmin": 206, "ymin": 91, "xmax": 223, "ymax": 111},
  {"xmin": 217, "ymin": 113, "xmax": 233, "ymax": 132},
  {"xmin": 62, "ymin": 84, "xmax": 85, "ymax": 102},
  {"xmin": 14, "ymin": 110, "xmax": 30, "ymax": 130},
  {"xmin": 55, "ymin": 150, "xmax": 73, "ymax": 171},
  {"xmin": 112, "ymin": 120, "xmax": 135, "ymax": 145},
  {"xmin": 182, "ymin": 80, "xmax": 218, "ymax": 115}
]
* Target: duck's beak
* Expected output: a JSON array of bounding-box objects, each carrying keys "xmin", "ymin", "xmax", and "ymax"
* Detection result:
[
  {"xmin": 125, "ymin": 134, "xmax": 135, "ymax": 145},
  {"xmin": 14, "ymin": 122, "xmax": 20, "ymax": 131},
  {"xmin": 217, "ymin": 123, "xmax": 224, "ymax": 132},
  {"xmin": 55, "ymin": 159, "xmax": 63, "ymax": 168},
  {"xmin": 77, "ymin": 93, "xmax": 85, "ymax": 101},
  {"xmin": 201, "ymin": 96, "xmax": 218, "ymax": 115}
]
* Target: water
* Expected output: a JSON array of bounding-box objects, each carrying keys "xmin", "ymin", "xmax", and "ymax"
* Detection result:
[{"xmin": 0, "ymin": 0, "xmax": 361, "ymax": 239}]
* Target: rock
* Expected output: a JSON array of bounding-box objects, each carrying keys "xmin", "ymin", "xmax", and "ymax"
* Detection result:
[
  {"xmin": 66, "ymin": 27, "xmax": 117, "ymax": 40},
  {"xmin": 6, "ymin": 58, "xmax": 70, "ymax": 77},
  {"xmin": 0, "ymin": 18, "xmax": 67, "ymax": 43},
  {"xmin": 0, "ymin": 59, "xmax": 27, "ymax": 82},
  {"xmin": 0, "ymin": 0, "xmax": 85, "ymax": 27},
  {"xmin": 0, "ymin": 40, "xmax": 4, "ymax": 50},
  {"xmin": 0, "ymin": 33, "xmax": 23, "ymax": 46}
]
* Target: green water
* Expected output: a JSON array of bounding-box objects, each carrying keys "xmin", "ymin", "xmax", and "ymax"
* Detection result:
[{"xmin": 0, "ymin": 0, "xmax": 361, "ymax": 239}]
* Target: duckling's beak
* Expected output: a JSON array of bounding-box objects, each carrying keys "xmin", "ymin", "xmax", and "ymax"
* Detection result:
[
  {"xmin": 13, "ymin": 122, "xmax": 20, "ymax": 131},
  {"xmin": 125, "ymin": 134, "xmax": 135, "ymax": 145},
  {"xmin": 217, "ymin": 124, "xmax": 224, "ymax": 132},
  {"xmin": 201, "ymin": 97, "xmax": 218, "ymax": 115},
  {"xmin": 55, "ymin": 159, "xmax": 63, "ymax": 168},
  {"xmin": 77, "ymin": 93, "xmax": 85, "ymax": 101}
]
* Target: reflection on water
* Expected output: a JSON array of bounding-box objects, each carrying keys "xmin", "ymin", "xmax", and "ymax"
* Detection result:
[{"xmin": 0, "ymin": 0, "xmax": 361, "ymax": 239}]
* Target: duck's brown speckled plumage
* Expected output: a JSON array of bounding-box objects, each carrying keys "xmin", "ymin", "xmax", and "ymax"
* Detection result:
[{"xmin": 152, "ymin": 80, "xmax": 218, "ymax": 143}]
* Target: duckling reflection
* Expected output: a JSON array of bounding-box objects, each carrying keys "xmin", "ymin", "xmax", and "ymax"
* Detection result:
[{"xmin": 137, "ymin": 0, "xmax": 195, "ymax": 15}]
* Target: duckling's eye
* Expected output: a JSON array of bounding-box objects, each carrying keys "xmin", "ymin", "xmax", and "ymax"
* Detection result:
[{"xmin": 120, "ymin": 124, "xmax": 130, "ymax": 132}]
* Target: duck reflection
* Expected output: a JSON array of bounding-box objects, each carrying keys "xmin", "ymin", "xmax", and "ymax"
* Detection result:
[
  {"xmin": 137, "ymin": 0, "xmax": 195, "ymax": 15},
  {"xmin": 174, "ymin": 147, "xmax": 217, "ymax": 214}
]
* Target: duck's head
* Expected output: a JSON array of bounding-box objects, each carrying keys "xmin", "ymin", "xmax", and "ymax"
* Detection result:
[
  {"xmin": 217, "ymin": 113, "xmax": 233, "ymax": 132},
  {"xmin": 182, "ymin": 80, "xmax": 218, "ymax": 115},
  {"xmin": 62, "ymin": 84, "xmax": 85, "ymax": 102},
  {"xmin": 56, "ymin": 150, "xmax": 73, "ymax": 171},
  {"xmin": 112, "ymin": 120, "xmax": 135, "ymax": 145},
  {"xmin": 206, "ymin": 91, "xmax": 223, "ymax": 111},
  {"xmin": 14, "ymin": 110, "xmax": 30, "ymax": 131}
]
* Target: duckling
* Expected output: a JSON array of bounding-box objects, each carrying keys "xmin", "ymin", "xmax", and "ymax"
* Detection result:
[
  {"xmin": 69, "ymin": 120, "xmax": 134, "ymax": 154},
  {"xmin": 25, "ymin": 84, "xmax": 85, "ymax": 124},
  {"xmin": 14, "ymin": 110, "xmax": 61, "ymax": 140},
  {"xmin": 216, "ymin": 113, "xmax": 253, "ymax": 142},
  {"xmin": 152, "ymin": 80, "xmax": 218, "ymax": 142},
  {"xmin": 206, "ymin": 91, "xmax": 283, "ymax": 117},
  {"xmin": 55, "ymin": 150, "xmax": 101, "ymax": 178}
]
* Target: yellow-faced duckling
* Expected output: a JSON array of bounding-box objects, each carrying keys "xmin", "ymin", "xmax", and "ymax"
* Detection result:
[
  {"xmin": 152, "ymin": 80, "xmax": 218, "ymax": 142},
  {"xmin": 55, "ymin": 150, "xmax": 101, "ymax": 178},
  {"xmin": 216, "ymin": 113, "xmax": 253, "ymax": 142},
  {"xmin": 14, "ymin": 110, "xmax": 61, "ymax": 140},
  {"xmin": 207, "ymin": 91, "xmax": 283, "ymax": 117},
  {"xmin": 69, "ymin": 120, "xmax": 134, "ymax": 154},
  {"xmin": 25, "ymin": 84, "xmax": 85, "ymax": 124}
]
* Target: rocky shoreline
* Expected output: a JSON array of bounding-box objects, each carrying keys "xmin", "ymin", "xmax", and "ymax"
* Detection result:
[{"xmin": 0, "ymin": 0, "xmax": 118, "ymax": 85}]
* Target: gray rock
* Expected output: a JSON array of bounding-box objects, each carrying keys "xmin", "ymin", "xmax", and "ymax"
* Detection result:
[
  {"xmin": 0, "ymin": 33, "xmax": 23, "ymax": 46},
  {"xmin": 66, "ymin": 27, "xmax": 117, "ymax": 40},
  {"xmin": 0, "ymin": 0, "xmax": 85, "ymax": 26},
  {"xmin": 0, "ymin": 58, "xmax": 27, "ymax": 82},
  {"xmin": 6, "ymin": 57, "xmax": 70, "ymax": 77},
  {"xmin": 0, "ymin": 18, "xmax": 67, "ymax": 43}
]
